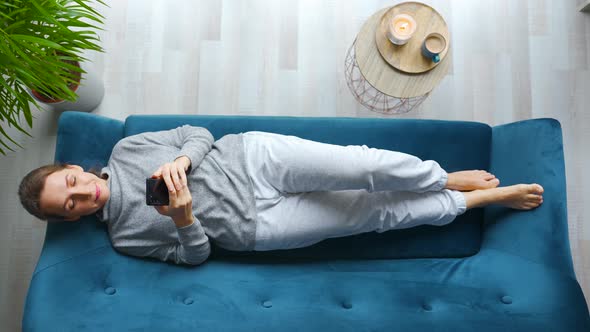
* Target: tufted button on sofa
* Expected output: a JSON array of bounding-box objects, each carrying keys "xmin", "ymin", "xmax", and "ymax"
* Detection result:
[{"xmin": 22, "ymin": 112, "xmax": 590, "ymax": 331}]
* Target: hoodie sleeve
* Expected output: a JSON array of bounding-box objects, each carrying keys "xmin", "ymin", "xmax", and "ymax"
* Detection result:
[
  {"xmin": 115, "ymin": 219, "xmax": 211, "ymax": 266},
  {"xmin": 122, "ymin": 125, "xmax": 214, "ymax": 171}
]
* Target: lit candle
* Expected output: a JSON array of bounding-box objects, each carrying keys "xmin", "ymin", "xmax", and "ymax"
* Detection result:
[{"xmin": 387, "ymin": 14, "xmax": 417, "ymax": 45}]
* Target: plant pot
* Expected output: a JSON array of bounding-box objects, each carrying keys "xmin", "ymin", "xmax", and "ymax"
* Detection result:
[{"xmin": 29, "ymin": 61, "xmax": 105, "ymax": 112}]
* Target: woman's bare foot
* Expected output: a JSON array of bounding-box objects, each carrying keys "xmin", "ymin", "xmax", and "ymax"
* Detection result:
[
  {"xmin": 446, "ymin": 170, "xmax": 501, "ymax": 191},
  {"xmin": 463, "ymin": 184, "xmax": 544, "ymax": 210}
]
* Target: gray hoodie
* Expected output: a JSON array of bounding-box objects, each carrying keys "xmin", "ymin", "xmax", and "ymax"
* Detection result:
[{"xmin": 97, "ymin": 125, "xmax": 257, "ymax": 265}]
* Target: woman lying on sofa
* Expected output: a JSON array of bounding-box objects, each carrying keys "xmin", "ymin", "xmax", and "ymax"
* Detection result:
[{"xmin": 18, "ymin": 126, "xmax": 544, "ymax": 265}]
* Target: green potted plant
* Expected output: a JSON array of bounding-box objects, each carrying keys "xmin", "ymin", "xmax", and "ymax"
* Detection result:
[{"xmin": 0, "ymin": 0, "xmax": 106, "ymax": 155}]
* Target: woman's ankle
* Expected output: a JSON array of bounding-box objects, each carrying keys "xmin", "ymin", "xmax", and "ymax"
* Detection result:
[{"xmin": 463, "ymin": 189, "xmax": 496, "ymax": 210}]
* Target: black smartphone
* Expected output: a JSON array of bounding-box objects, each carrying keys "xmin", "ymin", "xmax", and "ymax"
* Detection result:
[{"xmin": 146, "ymin": 178, "xmax": 170, "ymax": 206}]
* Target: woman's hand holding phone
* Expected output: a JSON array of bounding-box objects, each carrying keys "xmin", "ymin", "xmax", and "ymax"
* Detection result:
[{"xmin": 151, "ymin": 159, "xmax": 194, "ymax": 228}]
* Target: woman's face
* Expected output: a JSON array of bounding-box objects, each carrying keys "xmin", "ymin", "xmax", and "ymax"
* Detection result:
[{"xmin": 39, "ymin": 165, "xmax": 110, "ymax": 221}]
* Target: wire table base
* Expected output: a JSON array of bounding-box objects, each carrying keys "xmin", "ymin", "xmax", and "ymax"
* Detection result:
[{"xmin": 345, "ymin": 40, "xmax": 429, "ymax": 115}]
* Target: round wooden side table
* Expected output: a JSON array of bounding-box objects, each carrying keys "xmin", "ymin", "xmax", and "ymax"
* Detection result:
[{"xmin": 345, "ymin": 3, "xmax": 451, "ymax": 114}]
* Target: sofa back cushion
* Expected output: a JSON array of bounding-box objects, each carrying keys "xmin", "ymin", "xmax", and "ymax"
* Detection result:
[{"xmin": 126, "ymin": 115, "xmax": 491, "ymax": 259}]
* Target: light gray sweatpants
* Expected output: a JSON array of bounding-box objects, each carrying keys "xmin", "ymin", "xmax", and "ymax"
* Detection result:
[{"xmin": 242, "ymin": 132, "xmax": 467, "ymax": 251}]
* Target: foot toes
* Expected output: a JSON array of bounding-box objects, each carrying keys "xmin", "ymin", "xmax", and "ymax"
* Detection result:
[
  {"xmin": 532, "ymin": 184, "xmax": 544, "ymax": 194},
  {"xmin": 488, "ymin": 178, "xmax": 500, "ymax": 188},
  {"xmin": 484, "ymin": 174, "xmax": 496, "ymax": 180}
]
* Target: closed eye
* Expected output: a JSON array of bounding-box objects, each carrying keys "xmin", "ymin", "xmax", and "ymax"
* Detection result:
[
  {"xmin": 66, "ymin": 174, "xmax": 77, "ymax": 211},
  {"xmin": 70, "ymin": 175, "xmax": 76, "ymax": 210}
]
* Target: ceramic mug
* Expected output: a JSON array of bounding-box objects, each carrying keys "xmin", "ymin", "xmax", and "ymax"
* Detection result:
[{"xmin": 421, "ymin": 33, "xmax": 446, "ymax": 63}]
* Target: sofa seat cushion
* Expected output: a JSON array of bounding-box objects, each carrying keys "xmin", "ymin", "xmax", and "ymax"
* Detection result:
[
  {"xmin": 125, "ymin": 115, "xmax": 492, "ymax": 259},
  {"xmin": 24, "ymin": 245, "xmax": 588, "ymax": 332}
]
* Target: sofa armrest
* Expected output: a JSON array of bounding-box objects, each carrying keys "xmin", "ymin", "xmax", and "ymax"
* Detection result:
[
  {"xmin": 482, "ymin": 118, "xmax": 574, "ymax": 277},
  {"xmin": 54, "ymin": 111, "xmax": 124, "ymax": 169},
  {"xmin": 32, "ymin": 111, "xmax": 124, "ymax": 275}
]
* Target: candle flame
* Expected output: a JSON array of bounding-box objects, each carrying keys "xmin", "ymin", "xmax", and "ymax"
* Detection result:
[{"xmin": 393, "ymin": 20, "xmax": 412, "ymax": 35}]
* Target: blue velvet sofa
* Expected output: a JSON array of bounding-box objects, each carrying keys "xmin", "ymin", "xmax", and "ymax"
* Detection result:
[{"xmin": 23, "ymin": 111, "xmax": 590, "ymax": 331}]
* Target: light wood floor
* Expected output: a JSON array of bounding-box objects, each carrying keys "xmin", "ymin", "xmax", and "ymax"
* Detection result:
[{"xmin": 1, "ymin": 0, "xmax": 589, "ymax": 330}]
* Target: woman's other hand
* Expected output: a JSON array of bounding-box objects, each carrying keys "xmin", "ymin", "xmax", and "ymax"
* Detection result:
[
  {"xmin": 174, "ymin": 155, "xmax": 191, "ymax": 172},
  {"xmin": 151, "ymin": 157, "xmax": 190, "ymax": 192},
  {"xmin": 151, "ymin": 161, "xmax": 194, "ymax": 227}
]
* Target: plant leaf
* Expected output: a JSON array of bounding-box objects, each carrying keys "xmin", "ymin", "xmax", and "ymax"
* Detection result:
[
  {"xmin": 69, "ymin": 0, "xmax": 105, "ymax": 20},
  {"xmin": 0, "ymin": 123, "xmax": 23, "ymax": 152},
  {"xmin": 10, "ymin": 34, "xmax": 66, "ymax": 51},
  {"xmin": 13, "ymin": 84, "xmax": 32, "ymax": 127}
]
